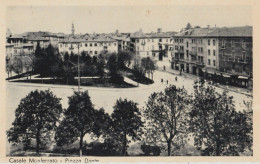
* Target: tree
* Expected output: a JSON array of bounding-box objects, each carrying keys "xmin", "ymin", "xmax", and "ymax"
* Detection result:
[
  {"xmin": 143, "ymin": 85, "xmax": 191, "ymax": 156},
  {"xmin": 13, "ymin": 57, "xmax": 23, "ymax": 76},
  {"xmin": 117, "ymin": 51, "xmax": 134, "ymax": 70},
  {"xmin": 189, "ymin": 84, "xmax": 253, "ymax": 156},
  {"xmin": 7, "ymin": 90, "xmax": 62, "ymax": 154},
  {"xmin": 107, "ymin": 53, "xmax": 118, "ymax": 78},
  {"xmin": 6, "ymin": 58, "xmax": 13, "ymax": 78},
  {"xmin": 96, "ymin": 53, "xmax": 106, "ymax": 78},
  {"xmin": 55, "ymin": 91, "xmax": 108, "ymax": 156},
  {"xmin": 111, "ymin": 98, "xmax": 143, "ymax": 156},
  {"xmin": 141, "ymin": 57, "xmax": 156, "ymax": 80},
  {"xmin": 23, "ymin": 56, "xmax": 33, "ymax": 80}
]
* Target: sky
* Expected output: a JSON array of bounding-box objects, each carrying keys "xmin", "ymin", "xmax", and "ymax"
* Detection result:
[{"xmin": 6, "ymin": 5, "xmax": 252, "ymax": 34}]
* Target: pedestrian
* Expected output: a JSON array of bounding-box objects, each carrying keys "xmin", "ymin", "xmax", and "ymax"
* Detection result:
[
  {"xmin": 161, "ymin": 78, "xmax": 163, "ymax": 83},
  {"xmin": 166, "ymin": 80, "xmax": 168, "ymax": 85},
  {"xmin": 175, "ymin": 76, "xmax": 178, "ymax": 81}
]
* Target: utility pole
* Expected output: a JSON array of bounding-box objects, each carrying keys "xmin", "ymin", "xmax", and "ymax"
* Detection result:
[{"xmin": 78, "ymin": 42, "xmax": 80, "ymax": 92}]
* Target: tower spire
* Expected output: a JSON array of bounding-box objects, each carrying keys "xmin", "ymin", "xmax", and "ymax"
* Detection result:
[{"xmin": 72, "ymin": 23, "xmax": 75, "ymax": 36}]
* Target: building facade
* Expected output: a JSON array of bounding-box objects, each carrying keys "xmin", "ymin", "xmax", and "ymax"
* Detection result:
[
  {"xmin": 58, "ymin": 37, "xmax": 118, "ymax": 56},
  {"xmin": 169, "ymin": 26, "xmax": 252, "ymax": 88},
  {"xmin": 130, "ymin": 30, "xmax": 173, "ymax": 67}
]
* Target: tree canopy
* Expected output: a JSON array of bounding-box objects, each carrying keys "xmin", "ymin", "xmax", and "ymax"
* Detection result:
[
  {"xmin": 190, "ymin": 84, "xmax": 253, "ymax": 156},
  {"xmin": 110, "ymin": 98, "xmax": 143, "ymax": 156},
  {"xmin": 7, "ymin": 90, "xmax": 62, "ymax": 154},
  {"xmin": 143, "ymin": 85, "xmax": 191, "ymax": 156},
  {"xmin": 55, "ymin": 91, "xmax": 109, "ymax": 156}
]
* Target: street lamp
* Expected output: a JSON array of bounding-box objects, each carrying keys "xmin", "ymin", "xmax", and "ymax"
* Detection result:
[{"xmin": 77, "ymin": 42, "xmax": 80, "ymax": 92}]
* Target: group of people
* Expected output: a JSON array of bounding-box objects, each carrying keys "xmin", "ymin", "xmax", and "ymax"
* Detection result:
[{"xmin": 161, "ymin": 76, "xmax": 178, "ymax": 85}]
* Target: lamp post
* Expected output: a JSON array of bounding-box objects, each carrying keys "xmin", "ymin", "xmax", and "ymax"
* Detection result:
[{"xmin": 77, "ymin": 42, "xmax": 80, "ymax": 92}]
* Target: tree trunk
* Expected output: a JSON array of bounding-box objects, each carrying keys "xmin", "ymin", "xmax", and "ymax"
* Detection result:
[
  {"xmin": 79, "ymin": 132, "xmax": 83, "ymax": 157},
  {"xmin": 36, "ymin": 130, "xmax": 40, "ymax": 154},
  {"xmin": 67, "ymin": 62, "xmax": 69, "ymax": 85},
  {"xmin": 216, "ymin": 141, "xmax": 221, "ymax": 156},
  {"xmin": 167, "ymin": 140, "xmax": 171, "ymax": 156},
  {"xmin": 122, "ymin": 131, "xmax": 127, "ymax": 156}
]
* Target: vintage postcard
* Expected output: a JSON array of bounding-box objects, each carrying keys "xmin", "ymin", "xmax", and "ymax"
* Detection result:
[{"xmin": 0, "ymin": 0, "xmax": 260, "ymax": 163}]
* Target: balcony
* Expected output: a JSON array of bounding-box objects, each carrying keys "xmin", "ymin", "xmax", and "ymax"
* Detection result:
[
  {"xmin": 189, "ymin": 50, "xmax": 197, "ymax": 55},
  {"xmin": 228, "ymin": 57, "xmax": 235, "ymax": 62},
  {"xmin": 196, "ymin": 61, "xmax": 205, "ymax": 66}
]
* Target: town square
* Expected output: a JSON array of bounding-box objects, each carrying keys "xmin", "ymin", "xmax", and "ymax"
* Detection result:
[{"xmin": 4, "ymin": 4, "xmax": 253, "ymax": 157}]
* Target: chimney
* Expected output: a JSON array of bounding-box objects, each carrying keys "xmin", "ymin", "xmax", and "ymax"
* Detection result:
[{"xmin": 157, "ymin": 28, "xmax": 162, "ymax": 33}]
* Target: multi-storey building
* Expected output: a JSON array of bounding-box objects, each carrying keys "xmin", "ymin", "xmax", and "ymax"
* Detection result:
[
  {"xmin": 6, "ymin": 35, "xmax": 34, "ymax": 57},
  {"xmin": 27, "ymin": 37, "xmax": 51, "ymax": 51},
  {"xmin": 113, "ymin": 36, "xmax": 130, "ymax": 51},
  {"xmin": 58, "ymin": 37, "xmax": 118, "ymax": 56},
  {"xmin": 130, "ymin": 29, "xmax": 173, "ymax": 67},
  {"xmin": 169, "ymin": 26, "xmax": 252, "ymax": 88}
]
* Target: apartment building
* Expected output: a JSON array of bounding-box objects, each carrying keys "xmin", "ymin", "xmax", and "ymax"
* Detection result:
[
  {"xmin": 6, "ymin": 35, "xmax": 34, "ymax": 57},
  {"xmin": 169, "ymin": 26, "xmax": 252, "ymax": 88},
  {"xmin": 58, "ymin": 37, "xmax": 118, "ymax": 56},
  {"xmin": 130, "ymin": 29, "xmax": 173, "ymax": 67}
]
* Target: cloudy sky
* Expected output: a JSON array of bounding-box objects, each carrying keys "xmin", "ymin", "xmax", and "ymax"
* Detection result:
[{"xmin": 6, "ymin": 5, "xmax": 252, "ymax": 34}]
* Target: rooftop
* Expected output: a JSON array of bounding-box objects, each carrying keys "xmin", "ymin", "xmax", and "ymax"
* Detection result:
[{"xmin": 174, "ymin": 26, "xmax": 252, "ymax": 38}]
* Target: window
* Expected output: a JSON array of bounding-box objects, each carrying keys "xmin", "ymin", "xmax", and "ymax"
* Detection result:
[
  {"xmin": 90, "ymin": 43, "xmax": 92, "ymax": 47},
  {"xmin": 94, "ymin": 43, "xmax": 97, "ymax": 46},
  {"xmin": 95, "ymin": 51, "xmax": 97, "ymax": 54},
  {"xmin": 60, "ymin": 44, "xmax": 62, "ymax": 48},
  {"xmin": 231, "ymin": 40, "xmax": 234, "ymax": 47},
  {"xmin": 198, "ymin": 47, "xmax": 203, "ymax": 53},
  {"xmin": 109, "ymin": 42, "xmax": 111, "ymax": 46},
  {"xmin": 152, "ymin": 45, "xmax": 154, "ymax": 50},
  {"xmin": 159, "ymin": 38, "xmax": 162, "ymax": 42},
  {"xmin": 208, "ymin": 59, "xmax": 211, "ymax": 65},
  {"xmin": 213, "ymin": 40, "xmax": 215, "ymax": 46},
  {"xmin": 136, "ymin": 39, "xmax": 139, "ymax": 43},
  {"xmin": 208, "ymin": 49, "xmax": 210, "ymax": 55},
  {"xmin": 166, "ymin": 39, "xmax": 168, "ymax": 42},
  {"xmin": 208, "ymin": 39, "xmax": 210, "ymax": 45},
  {"xmin": 242, "ymin": 41, "xmax": 246, "ymax": 49},
  {"xmin": 85, "ymin": 43, "xmax": 88, "ymax": 47},
  {"xmin": 175, "ymin": 46, "xmax": 178, "ymax": 50},
  {"xmin": 232, "ymin": 51, "xmax": 235, "ymax": 57},
  {"xmin": 137, "ymin": 46, "xmax": 139, "ymax": 50},
  {"xmin": 99, "ymin": 43, "xmax": 102, "ymax": 46},
  {"xmin": 221, "ymin": 40, "xmax": 225, "ymax": 48},
  {"xmin": 180, "ymin": 46, "xmax": 184, "ymax": 51},
  {"xmin": 242, "ymin": 51, "xmax": 246, "ymax": 61},
  {"xmin": 213, "ymin": 50, "xmax": 216, "ymax": 56},
  {"xmin": 213, "ymin": 60, "xmax": 216, "ymax": 66},
  {"xmin": 90, "ymin": 51, "xmax": 93, "ymax": 54},
  {"xmin": 114, "ymin": 42, "xmax": 116, "ymax": 46},
  {"xmin": 186, "ymin": 42, "xmax": 189, "ymax": 48}
]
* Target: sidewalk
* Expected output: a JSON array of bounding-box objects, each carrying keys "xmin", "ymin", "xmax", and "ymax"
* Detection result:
[{"xmin": 161, "ymin": 67, "xmax": 252, "ymax": 97}]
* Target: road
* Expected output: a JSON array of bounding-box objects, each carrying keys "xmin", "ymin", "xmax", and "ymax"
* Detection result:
[{"xmin": 5, "ymin": 70, "xmax": 252, "ymax": 154}]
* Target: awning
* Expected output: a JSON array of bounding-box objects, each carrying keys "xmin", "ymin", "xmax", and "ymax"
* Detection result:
[
  {"xmin": 238, "ymin": 76, "xmax": 248, "ymax": 80},
  {"xmin": 223, "ymin": 74, "xmax": 231, "ymax": 78},
  {"xmin": 207, "ymin": 70, "xmax": 214, "ymax": 74}
]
